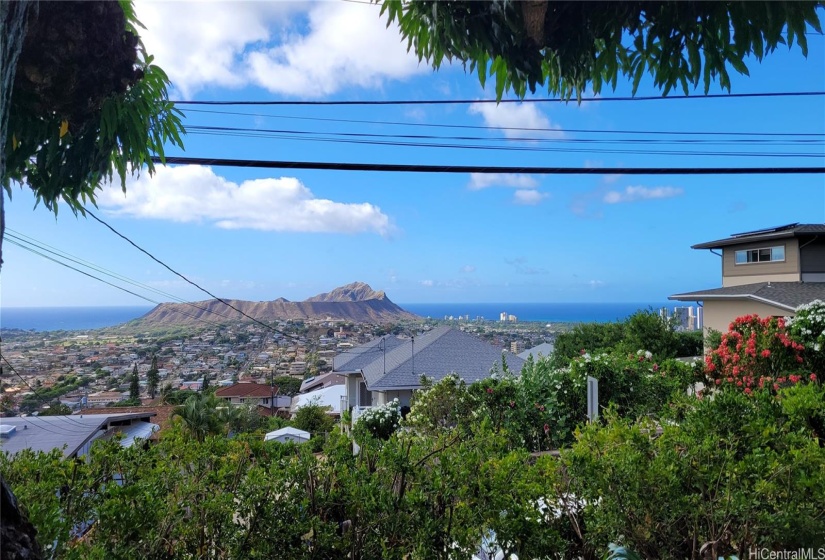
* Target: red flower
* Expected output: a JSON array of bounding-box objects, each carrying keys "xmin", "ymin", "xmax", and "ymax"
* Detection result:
[
  {"xmin": 744, "ymin": 387, "xmax": 752, "ymax": 395},
  {"xmin": 652, "ymin": 363, "xmax": 659, "ymax": 372},
  {"xmin": 543, "ymin": 424, "xmax": 550, "ymax": 435},
  {"xmin": 761, "ymin": 349, "xmax": 771, "ymax": 358},
  {"xmin": 811, "ymin": 373, "xmax": 818, "ymax": 381},
  {"xmin": 715, "ymin": 379, "xmax": 722, "ymax": 385},
  {"xmin": 486, "ymin": 387, "xmax": 494, "ymax": 394}
]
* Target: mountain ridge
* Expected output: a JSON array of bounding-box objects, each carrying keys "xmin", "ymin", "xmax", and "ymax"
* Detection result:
[{"xmin": 132, "ymin": 282, "xmax": 417, "ymax": 326}]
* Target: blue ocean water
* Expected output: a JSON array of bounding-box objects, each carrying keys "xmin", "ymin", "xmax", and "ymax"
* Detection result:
[
  {"xmin": 0, "ymin": 302, "xmax": 675, "ymax": 332},
  {"xmin": 401, "ymin": 302, "xmax": 673, "ymax": 323},
  {"xmin": 1, "ymin": 306, "xmax": 154, "ymax": 331}
]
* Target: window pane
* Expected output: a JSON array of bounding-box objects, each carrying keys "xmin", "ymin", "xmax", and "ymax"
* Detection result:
[
  {"xmin": 759, "ymin": 248, "xmax": 771, "ymax": 262},
  {"xmin": 772, "ymin": 246, "xmax": 785, "ymax": 261},
  {"xmin": 735, "ymin": 251, "xmax": 747, "ymax": 264},
  {"xmin": 749, "ymin": 250, "xmax": 759, "ymax": 263}
]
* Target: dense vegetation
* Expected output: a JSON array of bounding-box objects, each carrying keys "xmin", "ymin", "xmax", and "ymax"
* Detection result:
[{"xmin": 3, "ymin": 305, "xmax": 824, "ymax": 558}]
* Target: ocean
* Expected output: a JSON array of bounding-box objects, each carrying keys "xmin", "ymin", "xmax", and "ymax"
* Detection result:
[
  {"xmin": 1, "ymin": 306, "xmax": 155, "ymax": 332},
  {"xmin": 401, "ymin": 302, "xmax": 672, "ymax": 323},
  {"xmin": 0, "ymin": 302, "xmax": 673, "ymax": 331}
]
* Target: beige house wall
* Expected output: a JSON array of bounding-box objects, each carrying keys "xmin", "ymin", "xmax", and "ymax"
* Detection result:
[
  {"xmin": 721, "ymin": 239, "xmax": 800, "ymax": 286},
  {"xmin": 374, "ymin": 390, "xmax": 414, "ymax": 407},
  {"xmin": 702, "ymin": 299, "xmax": 795, "ymax": 334}
]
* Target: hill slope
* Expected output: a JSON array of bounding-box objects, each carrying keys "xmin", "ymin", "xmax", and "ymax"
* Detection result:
[{"xmin": 132, "ymin": 282, "xmax": 418, "ymax": 326}]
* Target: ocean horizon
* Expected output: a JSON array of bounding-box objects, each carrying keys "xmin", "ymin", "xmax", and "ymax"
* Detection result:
[{"xmin": 0, "ymin": 302, "xmax": 677, "ymax": 332}]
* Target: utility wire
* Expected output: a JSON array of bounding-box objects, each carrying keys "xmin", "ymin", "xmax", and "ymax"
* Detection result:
[
  {"xmin": 6, "ymin": 230, "xmax": 245, "ymax": 327},
  {"xmin": 0, "ymin": 354, "xmax": 107, "ymax": 432},
  {"xmin": 151, "ymin": 156, "xmax": 825, "ymax": 175},
  {"xmin": 185, "ymin": 124, "xmax": 825, "ymax": 145},
  {"xmin": 172, "ymin": 91, "xmax": 825, "ymax": 106},
  {"xmin": 5, "ymin": 237, "xmax": 229, "ymax": 330},
  {"xmin": 181, "ymin": 107, "xmax": 825, "ymax": 138},
  {"xmin": 84, "ymin": 210, "xmax": 301, "ymax": 340},
  {"xmin": 187, "ymin": 128, "xmax": 824, "ymax": 158}
]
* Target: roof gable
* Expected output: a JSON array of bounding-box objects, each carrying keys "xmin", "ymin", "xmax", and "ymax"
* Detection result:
[
  {"xmin": 337, "ymin": 327, "xmax": 525, "ymax": 390},
  {"xmin": 215, "ymin": 383, "xmax": 272, "ymax": 398}
]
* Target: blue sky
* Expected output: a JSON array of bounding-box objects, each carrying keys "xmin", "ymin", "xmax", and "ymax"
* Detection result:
[{"xmin": 2, "ymin": 1, "xmax": 824, "ymax": 308}]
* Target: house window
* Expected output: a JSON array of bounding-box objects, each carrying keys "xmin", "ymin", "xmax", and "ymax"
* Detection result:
[{"xmin": 734, "ymin": 245, "xmax": 785, "ymax": 264}]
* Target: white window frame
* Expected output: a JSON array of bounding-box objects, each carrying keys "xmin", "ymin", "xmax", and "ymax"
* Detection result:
[{"xmin": 734, "ymin": 245, "xmax": 786, "ymax": 265}]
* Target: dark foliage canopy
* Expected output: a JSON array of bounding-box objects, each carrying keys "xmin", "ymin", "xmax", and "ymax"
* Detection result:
[{"xmin": 380, "ymin": 1, "xmax": 824, "ymax": 99}]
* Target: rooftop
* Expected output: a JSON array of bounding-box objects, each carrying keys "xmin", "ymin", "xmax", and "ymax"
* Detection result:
[
  {"xmin": 215, "ymin": 383, "xmax": 274, "ymax": 399},
  {"xmin": 0, "ymin": 412, "xmax": 157, "ymax": 458},
  {"xmin": 669, "ymin": 282, "xmax": 825, "ymax": 311},
  {"xmin": 692, "ymin": 223, "xmax": 825, "ymax": 249}
]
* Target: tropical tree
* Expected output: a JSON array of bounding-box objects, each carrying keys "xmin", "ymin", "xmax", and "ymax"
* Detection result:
[
  {"xmin": 146, "ymin": 355, "xmax": 159, "ymax": 399},
  {"xmin": 379, "ymin": 1, "xmax": 824, "ymax": 99},
  {"xmin": 128, "ymin": 363, "xmax": 140, "ymax": 401},
  {"xmin": 171, "ymin": 392, "xmax": 226, "ymax": 442},
  {"xmin": 0, "ymin": 0, "xmax": 184, "ymax": 266}
]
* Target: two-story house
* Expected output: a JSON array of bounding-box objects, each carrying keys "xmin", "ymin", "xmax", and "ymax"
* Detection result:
[{"xmin": 670, "ymin": 223, "xmax": 825, "ymax": 333}]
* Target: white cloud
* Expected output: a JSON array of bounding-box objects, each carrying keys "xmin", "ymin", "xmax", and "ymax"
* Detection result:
[
  {"xmin": 513, "ymin": 190, "xmax": 548, "ymax": 206},
  {"xmin": 419, "ymin": 280, "xmax": 434, "ymax": 287},
  {"xmin": 459, "ymin": 265, "xmax": 476, "ymax": 274},
  {"xmin": 603, "ymin": 186, "xmax": 684, "ymax": 204},
  {"xmin": 588, "ymin": 280, "xmax": 606, "ymax": 288},
  {"xmin": 98, "ymin": 165, "xmax": 391, "ymax": 235},
  {"xmin": 468, "ymin": 173, "xmax": 538, "ymax": 190},
  {"xmin": 135, "ymin": 1, "xmax": 294, "ymax": 97},
  {"xmin": 245, "ymin": 2, "xmax": 425, "ymax": 97},
  {"xmin": 468, "ymin": 103, "xmax": 561, "ymax": 138},
  {"xmin": 135, "ymin": 1, "xmax": 424, "ymax": 98}
]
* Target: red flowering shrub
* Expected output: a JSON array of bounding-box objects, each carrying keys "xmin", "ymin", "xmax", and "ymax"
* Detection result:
[{"xmin": 705, "ymin": 314, "xmax": 808, "ymax": 393}]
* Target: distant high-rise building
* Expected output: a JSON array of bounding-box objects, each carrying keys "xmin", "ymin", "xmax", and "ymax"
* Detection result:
[
  {"xmin": 508, "ymin": 314, "xmax": 518, "ymax": 323},
  {"xmin": 500, "ymin": 312, "xmax": 507, "ymax": 322},
  {"xmin": 511, "ymin": 341, "xmax": 525, "ymax": 354}
]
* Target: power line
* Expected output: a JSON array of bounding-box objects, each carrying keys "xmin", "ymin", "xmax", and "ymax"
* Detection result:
[
  {"xmin": 4, "ymin": 237, "xmax": 230, "ymax": 329},
  {"xmin": 171, "ymin": 90, "xmax": 825, "ymax": 106},
  {"xmin": 5, "ymin": 238, "xmax": 163, "ymax": 306},
  {"xmin": 151, "ymin": 155, "xmax": 825, "ymax": 175},
  {"xmin": 0, "ymin": 354, "xmax": 105, "ymax": 432},
  {"xmin": 182, "ymin": 107, "xmax": 825, "ymax": 138},
  {"xmin": 84, "ymin": 210, "xmax": 301, "ymax": 340},
  {"xmin": 185, "ymin": 124, "xmax": 825, "ymax": 145},
  {"xmin": 6, "ymin": 230, "xmax": 246, "ymax": 328},
  {"xmin": 187, "ymin": 128, "xmax": 824, "ymax": 159}
]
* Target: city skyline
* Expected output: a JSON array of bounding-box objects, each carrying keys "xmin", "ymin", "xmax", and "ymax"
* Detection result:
[{"xmin": 2, "ymin": 1, "xmax": 824, "ymax": 308}]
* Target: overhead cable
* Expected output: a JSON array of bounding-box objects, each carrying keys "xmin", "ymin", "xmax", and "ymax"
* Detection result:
[
  {"xmin": 151, "ymin": 156, "xmax": 825, "ymax": 175},
  {"xmin": 172, "ymin": 90, "xmax": 825, "ymax": 106}
]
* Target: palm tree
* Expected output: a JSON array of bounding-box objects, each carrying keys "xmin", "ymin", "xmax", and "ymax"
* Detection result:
[{"xmin": 171, "ymin": 393, "xmax": 225, "ymax": 442}]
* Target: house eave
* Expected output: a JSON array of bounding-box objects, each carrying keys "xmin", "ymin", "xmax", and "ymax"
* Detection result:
[{"xmin": 669, "ymin": 292, "xmax": 796, "ymax": 312}]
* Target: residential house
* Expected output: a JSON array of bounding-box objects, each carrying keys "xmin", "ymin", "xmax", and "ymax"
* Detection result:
[
  {"xmin": 86, "ymin": 391, "xmax": 127, "ymax": 407},
  {"xmin": 670, "ymin": 223, "xmax": 825, "ymax": 333},
  {"xmin": 0, "ymin": 412, "xmax": 158, "ymax": 458},
  {"xmin": 336, "ymin": 326, "xmax": 526, "ymax": 419},
  {"xmin": 215, "ymin": 383, "xmax": 291, "ymax": 411},
  {"xmin": 518, "ymin": 342, "xmax": 556, "ymax": 362}
]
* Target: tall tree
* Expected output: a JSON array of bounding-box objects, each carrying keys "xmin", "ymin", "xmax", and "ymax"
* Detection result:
[
  {"xmin": 0, "ymin": 0, "xmax": 184, "ymax": 266},
  {"xmin": 146, "ymin": 355, "xmax": 159, "ymax": 400},
  {"xmin": 379, "ymin": 1, "xmax": 824, "ymax": 100},
  {"xmin": 129, "ymin": 364, "xmax": 140, "ymax": 401}
]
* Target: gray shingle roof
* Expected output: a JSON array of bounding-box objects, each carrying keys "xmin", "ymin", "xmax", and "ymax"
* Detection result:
[
  {"xmin": 335, "ymin": 326, "xmax": 525, "ymax": 391},
  {"xmin": 518, "ymin": 342, "xmax": 555, "ymax": 361},
  {"xmin": 333, "ymin": 335, "xmax": 406, "ymax": 372},
  {"xmin": 692, "ymin": 223, "xmax": 825, "ymax": 249},
  {"xmin": 0, "ymin": 413, "xmax": 156, "ymax": 458},
  {"xmin": 669, "ymin": 282, "xmax": 825, "ymax": 311}
]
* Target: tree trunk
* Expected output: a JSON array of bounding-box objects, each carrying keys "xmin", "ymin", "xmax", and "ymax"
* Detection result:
[{"xmin": 0, "ymin": 3, "xmax": 43, "ymax": 557}]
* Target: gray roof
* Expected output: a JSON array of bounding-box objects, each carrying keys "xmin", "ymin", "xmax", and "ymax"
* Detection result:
[
  {"xmin": 518, "ymin": 342, "xmax": 555, "ymax": 361},
  {"xmin": 692, "ymin": 223, "xmax": 825, "ymax": 249},
  {"xmin": 0, "ymin": 412, "xmax": 156, "ymax": 458},
  {"xmin": 669, "ymin": 282, "xmax": 825, "ymax": 311},
  {"xmin": 335, "ymin": 326, "xmax": 525, "ymax": 391},
  {"xmin": 333, "ymin": 335, "xmax": 406, "ymax": 372}
]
